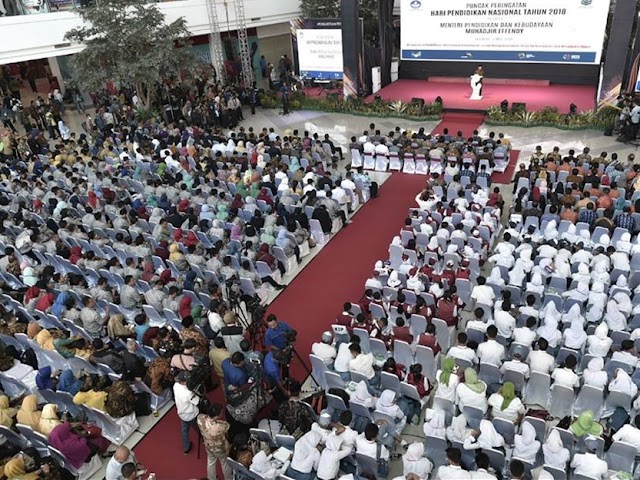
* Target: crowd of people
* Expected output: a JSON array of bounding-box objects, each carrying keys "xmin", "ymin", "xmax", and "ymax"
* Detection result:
[
  {"xmin": 0, "ymin": 68, "xmax": 377, "ymax": 479},
  {"xmin": 1, "ymin": 63, "xmax": 640, "ymax": 480},
  {"xmin": 301, "ymin": 134, "xmax": 640, "ymax": 480}
]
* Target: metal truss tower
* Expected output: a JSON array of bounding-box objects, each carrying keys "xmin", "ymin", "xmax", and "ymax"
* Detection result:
[
  {"xmin": 233, "ymin": 0, "xmax": 254, "ymax": 88},
  {"xmin": 205, "ymin": 0, "xmax": 227, "ymax": 82}
]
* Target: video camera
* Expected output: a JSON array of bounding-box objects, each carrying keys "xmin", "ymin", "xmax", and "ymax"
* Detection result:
[{"xmin": 272, "ymin": 329, "xmax": 298, "ymax": 366}]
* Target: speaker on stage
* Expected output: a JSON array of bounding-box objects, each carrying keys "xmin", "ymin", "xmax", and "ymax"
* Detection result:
[
  {"xmin": 512, "ymin": 102, "xmax": 526, "ymax": 112},
  {"xmin": 411, "ymin": 97, "xmax": 425, "ymax": 106}
]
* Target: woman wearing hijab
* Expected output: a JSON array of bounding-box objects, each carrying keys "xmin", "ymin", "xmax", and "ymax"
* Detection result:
[
  {"xmin": 317, "ymin": 434, "xmax": 352, "ymax": 480},
  {"xmin": 463, "ymin": 419, "xmax": 504, "ymax": 450},
  {"xmin": 51, "ymin": 291, "xmax": 69, "ymax": 318},
  {"xmin": 423, "ymin": 410, "xmax": 446, "ymax": 438},
  {"xmin": 525, "ymin": 273, "xmax": 544, "ymax": 295},
  {"xmin": 4, "ymin": 456, "xmax": 42, "ymax": 480},
  {"xmin": 487, "ymin": 382, "xmax": 525, "ymax": 422},
  {"xmin": 435, "ymin": 357, "xmax": 460, "ymax": 402},
  {"xmin": 35, "ymin": 367, "xmax": 55, "ymax": 391},
  {"xmin": 35, "ymin": 329, "xmax": 56, "ymax": 351},
  {"xmin": 0, "ymin": 396, "xmax": 16, "ymax": 428},
  {"xmin": 542, "ymin": 429, "xmax": 571, "ymax": 469},
  {"xmin": 230, "ymin": 224, "xmax": 243, "ymax": 242},
  {"xmin": 537, "ymin": 306, "xmax": 562, "ymax": 348},
  {"xmin": 250, "ymin": 451, "xmax": 289, "ymax": 480},
  {"xmin": 446, "ymin": 414, "xmax": 471, "ymax": 443},
  {"xmin": 605, "ymin": 296, "xmax": 628, "ymax": 331},
  {"xmin": 609, "ymin": 368, "xmax": 638, "ymax": 398},
  {"xmin": 570, "ymin": 411, "xmax": 603, "ymax": 437},
  {"xmin": 276, "ymin": 229, "xmax": 301, "ymax": 263},
  {"xmin": 39, "ymin": 404, "xmax": 62, "ymax": 436},
  {"xmin": 24, "ymin": 286, "xmax": 41, "ymax": 306},
  {"xmin": 286, "ymin": 431, "xmax": 322, "ymax": 480},
  {"xmin": 353, "ymin": 380, "xmax": 376, "ymax": 409},
  {"xmin": 57, "ymin": 370, "xmax": 84, "ymax": 396},
  {"xmin": 583, "ymin": 358, "xmax": 608, "ymax": 389},
  {"xmin": 563, "ymin": 310, "xmax": 587, "ymax": 350},
  {"xmin": 107, "ymin": 313, "xmax": 133, "ymax": 340},
  {"xmin": 48, "ymin": 421, "xmax": 109, "ymax": 469},
  {"xmin": 486, "ymin": 266, "xmax": 505, "ymax": 289},
  {"xmin": 455, "ymin": 368, "xmax": 488, "ymax": 413},
  {"xmin": 402, "ymin": 442, "xmax": 433, "ymax": 479},
  {"xmin": 375, "ymin": 389, "xmax": 407, "ymax": 435},
  {"xmin": 69, "ymin": 246, "xmax": 83, "ymax": 265},
  {"xmin": 512, "ymin": 421, "xmax": 540, "ymax": 463},
  {"xmin": 16, "ymin": 395, "xmax": 42, "ymax": 432}
]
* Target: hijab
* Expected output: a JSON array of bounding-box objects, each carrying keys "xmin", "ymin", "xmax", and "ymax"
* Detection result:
[
  {"xmin": 513, "ymin": 421, "xmax": 540, "ymax": 461},
  {"xmin": 570, "ymin": 411, "xmax": 603, "ymax": 437},
  {"xmin": 354, "ymin": 381, "xmax": 374, "ymax": 407},
  {"xmin": 291, "ymin": 431, "xmax": 321, "ymax": 467},
  {"xmin": 275, "ymin": 229, "xmax": 289, "ymax": 249},
  {"xmin": 464, "ymin": 367, "xmax": 485, "ymax": 394},
  {"xmin": 487, "ymin": 266, "xmax": 505, "ymax": 286},
  {"xmin": 439, "ymin": 358, "xmax": 455, "ymax": 385},
  {"xmin": 16, "ymin": 394, "xmax": 41, "ymax": 430},
  {"xmin": 107, "ymin": 314, "xmax": 131, "ymax": 339},
  {"xmin": 423, "ymin": 410, "xmax": 446, "ymax": 438},
  {"xmin": 500, "ymin": 382, "xmax": 516, "ymax": 410},
  {"xmin": 36, "ymin": 366, "xmax": 54, "ymax": 390},
  {"xmin": 230, "ymin": 224, "xmax": 243, "ymax": 242},
  {"xmin": 24, "ymin": 286, "xmax": 41, "ymax": 304},
  {"xmin": 39, "ymin": 403, "xmax": 62, "ymax": 436},
  {"xmin": 179, "ymin": 296, "xmax": 192, "ymax": 318},
  {"xmin": 4, "ymin": 457, "xmax": 39, "ymax": 480},
  {"xmin": 0, "ymin": 395, "xmax": 16, "ymax": 427},
  {"xmin": 35, "ymin": 329, "xmax": 55, "ymax": 351},
  {"xmin": 51, "ymin": 291, "xmax": 69, "ymax": 318},
  {"xmin": 57, "ymin": 370, "xmax": 83, "ymax": 395},
  {"xmin": 609, "ymin": 369, "xmax": 638, "ymax": 397},
  {"xmin": 447, "ymin": 414, "xmax": 469, "ymax": 443},
  {"xmin": 478, "ymin": 419, "xmax": 504, "ymax": 448},
  {"xmin": 48, "ymin": 422, "xmax": 91, "ymax": 469},
  {"xmin": 563, "ymin": 311, "xmax": 587, "ymax": 349}
]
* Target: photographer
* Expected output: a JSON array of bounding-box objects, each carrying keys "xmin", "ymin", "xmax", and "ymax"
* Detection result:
[
  {"xmin": 173, "ymin": 371, "xmax": 200, "ymax": 455},
  {"xmin": 264, "ymin": 314, "xmax": 294, "ymax": 352},
  {"xmin": 221, "ymin": 311, "xmax": 244, "ymax": 354}
]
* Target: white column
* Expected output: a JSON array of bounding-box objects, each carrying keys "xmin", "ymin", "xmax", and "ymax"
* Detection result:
[{"xmin": 47, "ymin": 56, "xmax": 65, "ymax": 93}]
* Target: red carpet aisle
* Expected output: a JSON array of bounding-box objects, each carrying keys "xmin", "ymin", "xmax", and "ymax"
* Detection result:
[
  {"xmin": 267, "ymin": 173, "xmax": 428, "ymax": 380},
  {"xmin": 133, "ymin": 173, "xmax": 427, "ymax": 478},
  {"xmin": 492, "ymin": 151, "xmax": 521, "ymax": 184},
  {"xmin": 430, "ymin": 112, "xmax": 485, "ymax": 138}
]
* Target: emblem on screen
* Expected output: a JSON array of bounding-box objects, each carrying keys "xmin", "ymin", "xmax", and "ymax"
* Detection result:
[
  {"xmin": 581, "ymin": 0, "xmax": 592, "ymax": 5},
  {"xmin": 410, "ymin": 0, "xmax": 421, "ymax": 8},
  {"xmin": 411, "ymin": 51, "xmax": 422, "ymax": 58}
]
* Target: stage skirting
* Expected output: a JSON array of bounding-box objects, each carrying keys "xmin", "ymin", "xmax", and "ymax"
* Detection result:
[{"xmin": 368, "ymin": 79, "xmax": 596, "ymax": 113}]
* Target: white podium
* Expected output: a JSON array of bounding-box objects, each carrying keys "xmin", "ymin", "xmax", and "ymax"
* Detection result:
[{"xmin": 470, "ymin": 74, "xmax": 483, "ymax": 100}]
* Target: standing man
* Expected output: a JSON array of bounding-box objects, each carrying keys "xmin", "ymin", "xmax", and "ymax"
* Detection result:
[
  {"xmin": 260, "ymin": 55, "xmax": 267, "ymax": 78},
  {"xmin": 198, "ymin": 403, "xmax": 232, "ymax": 480},
  {"xmin": 173, "ymin": 371, "xmax": 200, "ymax": 455},
  {"xmin": 280, "ymin": 83, "xmax": 290, "ymax": 115},
  {"xmin": 249, "ymin": 83, "xmax": 259, "ymax": 116},
  {"xmin": 631, "ymin": 100, "xmax": 640, "ymax": 140}
]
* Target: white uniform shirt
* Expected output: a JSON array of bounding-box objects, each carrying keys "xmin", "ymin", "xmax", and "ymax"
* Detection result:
[
  {"xmin": 471, "ymin": 285, "xmax": 495, "ymax": 306},
  {"xmin": 312, "ymin": 342, "xmax": 337, "ymax": 365},
  {"xmin": 173, "ymin": 382, "xmax": 199, "ymax": 422},
  {"xmin": 435, "ymin": 464, "xmax": 472, "ymax": 480},
  {"xmin": 570, "ymin": 452, "xmax": 608, "ymax": 480},
  {"xmin": 612, "ymin": 424, "xmax": 640, "ymax": 452},
  {"xmin": 448, "ymin": 345, "xmax": 478, "ymax": 365},
  {"xmin": 528, "ymin": 350, "xmax": 555, "ymax": 374},
  {"xmin": 477, "ymin": 340, "xmax": 505, "ymax": 366}
]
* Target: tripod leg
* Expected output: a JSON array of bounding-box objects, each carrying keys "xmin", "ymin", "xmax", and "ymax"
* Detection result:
[{"xmin": 291, "ymin": 348, "xmax": 320, "ymax": 389}]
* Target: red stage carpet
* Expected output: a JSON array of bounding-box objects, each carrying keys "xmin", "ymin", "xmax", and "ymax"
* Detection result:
[
  {"xmin": 371, "ymin": 79, "xmax": 596, "ymax": 113},
  {"xmin": 492, "ymin": 151, "xmax": 521, "ymax": 184},
  {"xmin": 431, "ymin": 112, "xmax": 486, "ymax": 138},
  {"xmin": 134, "ymin": 173, "xmax": 427, "ymax": 478}
]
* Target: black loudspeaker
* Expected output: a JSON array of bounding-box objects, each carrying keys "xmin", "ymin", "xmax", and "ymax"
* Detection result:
[
  {"xmin": 512, "ymin": 102, "xmax": 526, "ymax": 112},
  {"xmin": 411, "ymin": 97, "xmax": 425, "ymax": 106}
]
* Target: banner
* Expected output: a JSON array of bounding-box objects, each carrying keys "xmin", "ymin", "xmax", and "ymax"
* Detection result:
[
  {"xmin": 401, "ymin": 0, "xmax": 610, "ymax": 64},
  {"xmin": 296, "ymin": 19, "xmax": 343, "ymax": 80}
]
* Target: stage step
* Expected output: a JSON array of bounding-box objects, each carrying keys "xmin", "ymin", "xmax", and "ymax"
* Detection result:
[{"xmin": 427, "ymin": 76, "xmax": 550, "ymax": 87}]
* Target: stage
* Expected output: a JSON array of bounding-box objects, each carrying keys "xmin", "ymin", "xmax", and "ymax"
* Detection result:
[{"xmin": 368, "ymin": 78, "xmax": 597, "ymax": 114}]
